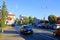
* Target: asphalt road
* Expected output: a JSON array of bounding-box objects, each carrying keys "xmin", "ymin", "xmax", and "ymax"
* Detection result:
[
  {"xmin": 1, "ymin": 26, "xmax": 60, "ymax": 40},
  {"xmin": 19, "ymin": 29, "xmax": 59, "ymax": 40}
]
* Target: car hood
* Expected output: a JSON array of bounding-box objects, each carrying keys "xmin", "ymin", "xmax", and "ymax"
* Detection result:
[{"xmin": 24, "ymin": 28, "xmax": 32, "ymax": 31}]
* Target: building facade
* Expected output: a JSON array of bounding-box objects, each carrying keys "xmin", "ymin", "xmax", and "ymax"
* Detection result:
[{"xmin": 6, "ymin": 13, "xmax": 15, "ymax": 25}]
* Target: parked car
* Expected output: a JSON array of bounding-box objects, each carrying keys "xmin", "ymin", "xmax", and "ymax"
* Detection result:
[
  {"xmin": 20, "ymin": 25, "xmax": 33, "ymax": 34},
  {"xmin": 48, "ymin": 24, "xmax": 53, "ymax": 29},
  {"xmin": 34, "ymin": 23, "xmax": 46, "ymax": 28},
  {"xmin": 52, "ymin": 24, "xmax": 57, "ymax": 29},
  {"xmin": 50, "ymin": 24, "xmax": 56, "ymax": 29},
  {"xmin": 34, "ymin": 24, "xmax": 42, "ymax": 28},
  {"xmin": 11, "ymin": 24, "xmax": 16, "ymax": 27},
  {"xmin": 56, "ymin": 24, "xmax": 60, "ymax": 29},
  {"xmin": 53, "ymin": 28, "xmax": 60, "ymax": 36},
  {"xmin": 44, "ymin": 24, "xmax": 49, "ymax": 28},
  {"xmin": 45, "ymin": 24, "xmax": 56, "ymax": 29},
  {"xmin": 56, "ymin": 20, "xmax": 60, "ymax": 29},
  {"xmin": 12, "ymin": 24, "xmax": 20, "ymax": 27}
]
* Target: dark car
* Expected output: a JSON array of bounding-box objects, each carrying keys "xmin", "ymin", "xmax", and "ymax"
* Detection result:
[
  {"xmin": 11, "ymin": 24, "xmax": 19, "ymax": 27},
  {"xmin": 53, "ymin": 28, "xmax": 60, "ymax": 36},
  {"xmin": 11, "ymin": 24, "xmax": 16, "ymax": 27},
  {"xmin": 46, "ymin": 24, "xmax": 52, "ymax": 29},
  {"xmin": 45, "ymin": 24, "xmax": 56, "ymax": 29},
  {"xmin": 34, "ymin": 24, "xmax": 41, "ymax": 28},
  {"xmin": 20, "ymin": 25, "xmax": 33, "ymax": 34}
]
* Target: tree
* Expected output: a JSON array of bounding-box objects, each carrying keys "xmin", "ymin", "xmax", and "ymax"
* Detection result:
[
  {"xmin": 0, "ymin": 9, "xmax": 1, "ymax": 27},
  {"xmin": 33, "ymin": 17, "xmax": 37, "ymax": 20},
  {"xmin": 40, "ymin": 20, "xmax": 45, "ymax": 23},
  {"xmin": 1, "ymin": 1, "xmax": 8, "ymax": 32},
  {"xmin": 32, "ymin": 17, "xmax": 37, "ymax": 24},
  {"xmin": 45, "ymin": 20, "xmax": 49, "ymax": 23},
  {"xmin": 0, "ymin": 9, "xmax": 2, "ymax": 19},
  {"xmin": 29, "ymin": 16, "xmax": 32, "ymax": 24},
  {"xmin": 48, "ymin": 15, "xmax": 57, "ymax": 24},
  {"xmin": 14, "ymin": 18, "xmax": 19, "ymax": 25},
  {"xmin": 22, "ymin": 17, "xmax": 29, "ymax": 25}
]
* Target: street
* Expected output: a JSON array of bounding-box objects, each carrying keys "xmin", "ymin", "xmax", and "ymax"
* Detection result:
[
  {"xmin": 0, "ymin": 26, "xmax": 60, "ymax": 40},
  {"xmin": 19, "ymin": 28, "xmax": 60, "ymax": 40}
]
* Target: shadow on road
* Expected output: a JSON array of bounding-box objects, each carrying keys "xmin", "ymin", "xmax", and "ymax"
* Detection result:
[
  {"xmin": 19, "ymin": 32, "xmax": 60, "ymax": 40},
  {"xmin": 19, "ymin": 32, "xmax": 50, "ymax": 40},
  {"xmin": 2, "ymin": 30, "xmax": 60, "ymax": 40},
  {"xmin": 3, "ymin": 30, "xmax": 18, "ymax": 34}
]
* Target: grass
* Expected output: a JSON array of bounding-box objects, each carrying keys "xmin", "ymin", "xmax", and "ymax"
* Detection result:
[
  {"xmin": 0, "ymin": 33, "xmax": 4, "ymax": 40},
  {"xmin": 0, "ymin": 33, "xmax": 2, "ymax": 38}
]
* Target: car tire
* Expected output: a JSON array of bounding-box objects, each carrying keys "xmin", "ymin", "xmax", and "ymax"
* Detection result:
[{"xmin": 53, "ymin": 32, "xmax": 56, "ymax": 36}]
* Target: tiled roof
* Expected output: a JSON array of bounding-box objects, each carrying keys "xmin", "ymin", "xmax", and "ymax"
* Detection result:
[{"xmin": 8, "ymin": 14, "xmax": 15, "ymax": 16}]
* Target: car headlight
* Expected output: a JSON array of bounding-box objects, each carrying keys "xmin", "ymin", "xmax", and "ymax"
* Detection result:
[{"xmin": 24, "ymin": 29, "xmax": 26, "ymax": 31}]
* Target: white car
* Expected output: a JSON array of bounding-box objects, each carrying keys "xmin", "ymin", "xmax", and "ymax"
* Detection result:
[{"xmin": 56, "ymin": 24, "xmax": 60, "ymax": 29}]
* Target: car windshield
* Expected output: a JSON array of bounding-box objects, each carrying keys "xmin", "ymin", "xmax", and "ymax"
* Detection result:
[{"xmin": 24, "ymin": 26, "xmax": 31, "ymax": 28}]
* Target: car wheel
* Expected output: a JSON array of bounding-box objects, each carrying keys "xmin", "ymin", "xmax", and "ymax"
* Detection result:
[{"xmin": 53, "ymin": 32, "xmax": 56, "ymax": 36}]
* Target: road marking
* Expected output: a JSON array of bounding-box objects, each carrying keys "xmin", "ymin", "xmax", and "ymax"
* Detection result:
[
  {"xmin": 33, "ymin": 29, "xmax": 58, "ymax": 40},
  {"xmin": 38, "ymin": 34, "xmax": 58, "ymax": 40}
]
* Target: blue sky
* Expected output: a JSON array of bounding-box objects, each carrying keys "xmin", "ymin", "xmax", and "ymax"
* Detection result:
[{"xmin": 0, "ymin": 0, "xmax": 60, "ymax": 20}]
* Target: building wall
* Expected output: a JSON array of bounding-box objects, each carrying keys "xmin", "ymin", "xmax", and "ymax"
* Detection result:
[
  {"xmin": 6, "ymin": 19, "xmax": 15, "ymax": 25},
  {"xmin": 6, "ymin": 14, "xmax": 15, "ymax": 25}
]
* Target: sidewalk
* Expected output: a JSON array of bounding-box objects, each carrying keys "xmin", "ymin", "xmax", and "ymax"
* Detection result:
[{"xmin": 0, "ymin": 26, "xmax": 25, "ymax": 40}]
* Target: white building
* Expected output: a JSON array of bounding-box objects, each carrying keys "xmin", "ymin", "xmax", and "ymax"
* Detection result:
[{"xmin": 6, "ymin": 12, "xmax": 15, "ymax": 25}]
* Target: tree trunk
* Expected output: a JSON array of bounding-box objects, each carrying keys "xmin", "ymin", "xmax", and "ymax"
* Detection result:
[
  {"xmin": 0, "ymin": 28, "xmax": 3, "ymax": 33},
  {"xmin": 1, "ymin": 28, "xmax": 3, "ymax": 33}
]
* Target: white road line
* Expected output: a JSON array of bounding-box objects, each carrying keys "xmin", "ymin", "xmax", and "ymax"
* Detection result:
[
  {"xmin": 33, "ymin": 29, "xmax": 58, "ymax": 40},
  {"xmin": 38, "ymin": 34, "xmax": 58, "ymax": 40}
]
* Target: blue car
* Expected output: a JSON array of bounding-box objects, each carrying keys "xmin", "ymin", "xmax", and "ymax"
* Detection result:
[
  {"xmin": 34, "ymin": 24, "xmax": 42, "ymax": 28},
  {"xmin": 45, "ymin": 24, "xmax": 56, "ymax": 29},
  {"xmin": 20, "ymin": 25, "xmax": 33, "ymax": 34},
  {"xmin": 11, "ymin": 24, "xmax": 17, "ymax": 27}
]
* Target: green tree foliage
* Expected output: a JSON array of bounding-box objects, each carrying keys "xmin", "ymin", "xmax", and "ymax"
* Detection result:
[
  {"xmin": 22, "ymin": 17, "xmax": 29, "ymax": 25},
  {"xmin": 15, "ymin": 18, "xmax": 19, "ymax": 25},
  {"xmin": 29, "ymin": 16, "xmax": 32, "ymax": 24},
  {"xmin": 48, "ymin": 15, "xmax": 57, "ymax": 24},
  {"xmin": 32, "ymin": 17, "xmax": 37, "ymax": 24},
  {"xmin": 0, "ymin": 21, "xmax": 1, "ymax": 27},
  {"xmin": 40, "ymin": 20, "xmax": 45, "ymax": 23},
  {"xmin": 40, "ymin": 20, "xmax": 49, "ymax": 23},
  {"xmin": 19, "ymin": 15, "xmax": 38, "ymax": 25},
  {"xmin": 0, "ymin": 9, "xmax": 2, "ymax": 28},
  {"xmin": 18, "ymin": 20, "xmax": 21, "ymax": 25},
  {"xmin": 1, "ymin": 1, "xmax": 7, "ymax": 28},
  {"xmin": 0, "ymin": 9, "xmax": 2, "ymax": 18},
  {"xmin": 45, "ymin": 20, "xmax": 49, "ymax": 23}
]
